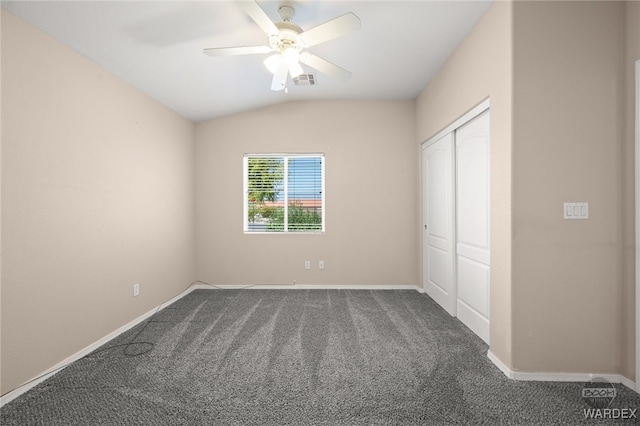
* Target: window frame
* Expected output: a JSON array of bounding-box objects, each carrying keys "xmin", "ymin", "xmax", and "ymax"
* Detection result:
[{"xmin": 243, "ymin": 153, "xmax": 325, "ymax": 234}]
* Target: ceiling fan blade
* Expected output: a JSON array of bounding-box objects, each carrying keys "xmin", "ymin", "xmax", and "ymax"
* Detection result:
[
  {"xmin": 299, "ymin": 13, "xmax": 361, "ymax": 47},
  {"xmin": 240, "ymin": 1, "xmax": 279, "ymax": 35},
  {"xmin": 204, "ymin": 45, "xmax": 271, "ymax": 57},
  {"xmin": 271, "ymin": 64, "xmax": 289, "ymax": 91},
  {"xmin": 299, "ymin": 52, "xmax": 351, "ymax": 81}
]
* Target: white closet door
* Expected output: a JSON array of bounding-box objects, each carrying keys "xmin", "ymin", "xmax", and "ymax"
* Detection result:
[
  {"xmin": 422, "ymin": 133, "xmax": 456, "ymax": 315},
  {"xmin": 455, "ymin": 110, "xmax": 490, "ymax": 343}
]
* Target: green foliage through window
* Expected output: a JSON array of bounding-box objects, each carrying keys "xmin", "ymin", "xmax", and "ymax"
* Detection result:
[{"xmin": 267, "ymin": 203, "xmax": 322, "ymax": 232}]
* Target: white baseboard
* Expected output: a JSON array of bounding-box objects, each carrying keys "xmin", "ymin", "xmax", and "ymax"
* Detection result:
[
  {"xmin": 0, "ymin": 284, "xmax": 198, "ymax": 407},
  {"xmin": 487, "ymin": 350, "xmax": 637, "ymax": 392},
  {"xmin": 192, "ymin": 283, "xmax": 421, "ymax": 291}
]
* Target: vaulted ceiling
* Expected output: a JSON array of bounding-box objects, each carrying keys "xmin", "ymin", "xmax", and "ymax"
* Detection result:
[{"xmin": 2, "ymin": 1, "xmax": 493, "ymax": 122}]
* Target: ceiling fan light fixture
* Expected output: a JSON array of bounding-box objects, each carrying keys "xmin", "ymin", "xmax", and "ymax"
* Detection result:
[
  {"xmin": 282, "ymin": 46, "xmax": 300, "ymax": 64},
  {"xmin": 283, "ymin": 47, "xmax": 303, "ymax": 78},
  {"xmin": 264, "ymin": 47, "xmax": 303, "ymax": 78},
  {"xmin": 263, "ymin": 54, "xmax": 282, "ymax": 74},
  {"xmin": 288, "ymin": 61, "xmax": 304, "ymax": 79}
]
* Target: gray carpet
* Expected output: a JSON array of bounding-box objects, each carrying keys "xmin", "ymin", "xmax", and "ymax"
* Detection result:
[{"xmin": 2, "ymin": 289, "xmax": 639, "ymax": 425}]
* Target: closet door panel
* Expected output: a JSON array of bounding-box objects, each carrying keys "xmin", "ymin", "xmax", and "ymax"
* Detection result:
[
  {"xmin": 455, "ymin": 109, "xmax": 490, "ymax": 344},
  {"xmin": 422, "ymin": 133, "xmax": 456, "ymax": 315}
]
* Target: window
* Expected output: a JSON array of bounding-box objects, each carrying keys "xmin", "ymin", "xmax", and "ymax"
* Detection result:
[{"xmin": 244, "ymin": 154, "xmax": 325, "ymax": 233}]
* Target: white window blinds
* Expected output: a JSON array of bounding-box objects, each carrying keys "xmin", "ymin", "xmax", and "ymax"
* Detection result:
[{"xmin": 244, "ymin": 154, "xmax": 325, "ymax": 233}]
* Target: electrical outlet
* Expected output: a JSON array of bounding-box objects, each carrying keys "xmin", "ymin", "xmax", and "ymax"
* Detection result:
[
  {"xmin": 133, "ymin": 283, "xmax": 140, "ymax": 297},
  {"xmin": 319, "ymin": 260, "xmax": 325, "ymax": 270},
  {"xmin": 304, "ymin": 260, "xmax": 311, "ymax": 270}
]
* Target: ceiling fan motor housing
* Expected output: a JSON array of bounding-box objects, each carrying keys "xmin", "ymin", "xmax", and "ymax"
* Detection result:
[{"xmin": 270, "ymin": 21, "xmax": 304, "ymax": 52}]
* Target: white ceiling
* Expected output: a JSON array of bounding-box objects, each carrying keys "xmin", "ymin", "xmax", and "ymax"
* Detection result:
[{"xmin": 2, "ymin": 0, "xmax": 493, "ymax": 122}]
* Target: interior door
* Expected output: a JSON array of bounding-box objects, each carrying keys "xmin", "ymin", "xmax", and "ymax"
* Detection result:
[
  {"xmin": 455, "ymin": 109, "xmax": 490, "ymax": 343},
  {"xmin": 422, "ymin": 133, "xmax": 456, "ymax": 315}
]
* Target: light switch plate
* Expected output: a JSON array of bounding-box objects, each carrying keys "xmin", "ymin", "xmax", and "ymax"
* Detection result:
[{"xmin": 563, "ymin": 202, "xmax": 589, "ymax": 220}]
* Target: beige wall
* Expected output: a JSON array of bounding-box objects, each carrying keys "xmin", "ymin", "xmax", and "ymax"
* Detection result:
[
  {"xmin": 1, "ymin": 11, "xmax": 196, "ymax": 395},
  {"xmin": 511, "ymin": 1, "xmax": 629, "ymax": 376},
  {"xmin": 195, "ymin": 100, "xmax": 418, "ymax": 287},
  {"xmin": 416, "ymin": 1, "xmax": 513, "ymax": 367}
]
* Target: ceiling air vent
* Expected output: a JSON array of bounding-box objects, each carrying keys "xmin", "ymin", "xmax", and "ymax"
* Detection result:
[{"xmin": 293, "ymin": 74, "xmax": 316, "ymax": 86}]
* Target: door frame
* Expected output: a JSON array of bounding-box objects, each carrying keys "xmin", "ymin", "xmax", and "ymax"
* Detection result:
[
  {"xmin": 422, "ymin": 99, "xmax": 491, "ymax": 152},
  {"xmin": 421, "ymin": 98, "xmax": 490, "ymax": 314},
  {"xmin": 635, "ymin": 60, "xmax": 639, "ymax": 393}
]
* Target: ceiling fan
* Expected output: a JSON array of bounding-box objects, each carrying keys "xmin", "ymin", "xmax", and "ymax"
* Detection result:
[{"xmin": 204, "ymin": 1, "xmax": 361, "ymax": 91}]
